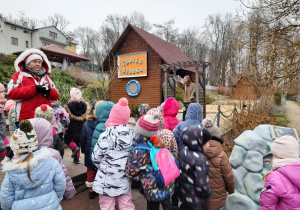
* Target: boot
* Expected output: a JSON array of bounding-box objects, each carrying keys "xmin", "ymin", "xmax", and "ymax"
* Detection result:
[
  {"xmin": 69, "ymin": 142, "xmax": 80, "ymax": 158},
  {"xmin": 73, "ymin": 158, "xmax": 80, "ymax": 164},
  {"xmin": 88, "ymin": 188, "xmax": 96, "ymax": 199}
]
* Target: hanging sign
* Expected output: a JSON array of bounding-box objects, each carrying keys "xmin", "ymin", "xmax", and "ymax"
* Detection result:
[{"xmin": 118, "ymin": 52, "xmax": 147, "ymax": 78}]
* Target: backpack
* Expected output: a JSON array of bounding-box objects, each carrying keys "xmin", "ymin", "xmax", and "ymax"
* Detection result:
[{"xmin": 133, "ymin": 142, "xmax": 180, "ymax": 187}]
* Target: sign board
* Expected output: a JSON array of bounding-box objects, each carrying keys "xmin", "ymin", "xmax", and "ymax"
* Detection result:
[
  {"xmin": 270, "ymin": 126, "xmax": 299, "ymax": 141},
  {"xmin": 118, "ymin": 52, "xmax": 147, "ymax": 78}
]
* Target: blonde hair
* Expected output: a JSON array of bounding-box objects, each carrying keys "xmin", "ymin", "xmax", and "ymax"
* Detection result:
[
  {"xmin": 16, "ymin": 152, "xmax": 35, "ymax": 183},
  {"xmin": 262, "ymin": 155, "xmax": 281, "ymax": 182}
]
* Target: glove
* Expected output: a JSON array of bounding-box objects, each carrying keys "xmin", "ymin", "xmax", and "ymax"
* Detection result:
[
  {"xmin": 35, "ymin": 85, "xmax": 45, "ymax": 93},
  {"xmin": 43, "ymin": 84, "xmax": 51, "ymax": 95}
]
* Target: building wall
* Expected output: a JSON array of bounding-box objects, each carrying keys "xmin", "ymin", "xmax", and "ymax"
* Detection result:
[
  {"xmin": 109, "ymin": 30, "xmax": 162, "ymax": 108},
  {"xmin": 0, "ymin": 20, "xmax": 31, "ymax": 54},
  {"xmin": 66, "ymin": 44, "xmax": 76, "ymax": 53},
  {"xmin": 32, "ymin": 27, "xmax": 67, "ymax": 48}
]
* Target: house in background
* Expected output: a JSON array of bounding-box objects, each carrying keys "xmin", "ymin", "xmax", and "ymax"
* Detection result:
[{"xmin": 0, "ymin": 18, "xmax": 77, "ymax": 54}]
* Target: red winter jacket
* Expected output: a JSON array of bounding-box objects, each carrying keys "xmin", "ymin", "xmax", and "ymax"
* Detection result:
[{"xmin": 7, "ymin": 49, "xmax": 59, "ymax": 122}]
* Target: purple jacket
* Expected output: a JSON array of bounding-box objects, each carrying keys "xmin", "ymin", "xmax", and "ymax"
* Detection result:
[
  {"xmin": 163, "ymin": 98, "xmax": 179, "ymax": 131},
  {"xmin": 259, "ymin": 163, "xmax": 300, "ymax": 210},
  {"xmin": 29, "ymin": 118, "xmax": 76, "ymax": 200}
]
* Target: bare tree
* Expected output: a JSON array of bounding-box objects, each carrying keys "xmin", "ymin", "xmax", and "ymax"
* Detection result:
[
  {"xmin": 129, "ymin": 11, "xmax": 152, "ymax": 31},
  {"xmin": 74, "ymin": 26, "xmax": 93, "ymax": 58},
  {"xmin": 153, "ymin": 19, "xmax": 178, "ymax": 44},
  {"xmin": 41, "ymin": 13, "xmax": 70, "ymax": 32}
]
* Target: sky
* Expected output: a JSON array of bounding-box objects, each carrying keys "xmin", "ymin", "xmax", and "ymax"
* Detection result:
[{"xmin": 1, "ymin": 0, "xmax": 242, "ymax": 32}]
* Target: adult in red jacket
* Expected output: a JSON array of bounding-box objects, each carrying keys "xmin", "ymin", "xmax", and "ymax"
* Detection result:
[{"xmin": 7, "ymin": 49, "xmax": 59, "ymax": 123}]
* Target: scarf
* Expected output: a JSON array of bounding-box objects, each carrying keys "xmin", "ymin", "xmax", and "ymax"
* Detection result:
[
  {"xmin": 0, "ymin": 99, "xmax": 7, "ymax": 109},
  {"xmin": 25, "ymin": 65, "xmax": 47, "ymax": 76},
  {"xmin": 272, "ymin": 158, "xmax": 300, "ymax": 169}
]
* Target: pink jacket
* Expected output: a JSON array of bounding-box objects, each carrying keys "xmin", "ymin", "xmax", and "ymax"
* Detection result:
[
  {"xmin": 163, "ymin": 98, "xmax": 179, "ymax": 131},
  {"xmin": 259, "ymin": 163, "xmax": 300, "ymax": 210}
]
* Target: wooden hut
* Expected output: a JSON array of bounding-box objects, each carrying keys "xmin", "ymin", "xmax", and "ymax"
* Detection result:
[
  {"xmin": 103, "ymin": 24, "xmax": 205, "ymax": 109},
  {"xmin": 233, "ymin": 77, "xmax": 258, "ymax": 100}
]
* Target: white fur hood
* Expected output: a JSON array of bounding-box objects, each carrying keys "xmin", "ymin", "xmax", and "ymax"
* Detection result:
[{"xmin": 14, "ymin": 48, "xmax": 51, "ymax": 73}]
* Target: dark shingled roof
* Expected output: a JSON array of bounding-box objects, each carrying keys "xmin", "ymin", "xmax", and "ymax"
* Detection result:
[{"xmin": 103, "ymin": 24, "xmax": 198, "ymax": 72}]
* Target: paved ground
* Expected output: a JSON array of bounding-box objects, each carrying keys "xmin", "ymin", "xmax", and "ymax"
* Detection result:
[{"xmin": 286, "ymin": 100, "xmax": 300, "ymax": 136}]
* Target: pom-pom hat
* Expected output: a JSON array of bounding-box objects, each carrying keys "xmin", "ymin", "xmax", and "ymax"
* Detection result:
[
  {"xmin": 10, "ymin": 120, "xmax": 38, "ymax": 154},
  {"xmin": 134, "ymin": 114, "xmax": 160, "ymax": 139},
  {"xmin": 105, "ymin": 97, "xmax": 131, "ymax": 127},
  {"xmin": 69, "ymin": 87, "xmax": 82, "ymax": 102},
  {"xmin": 35, "ymin": 104, "xmax": 54, "ymax": 123},
  {"xmin": 202, "ymin": 118, "xmax": 222, "ymax": 138}
]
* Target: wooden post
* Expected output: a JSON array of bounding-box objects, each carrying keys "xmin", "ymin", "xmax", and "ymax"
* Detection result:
[
  {"xmin": 195, "ymin": 68, "xmax": 199, "ymax": 104},
  {"xmin": 233, "ymin": 103, "xmax": 236, "ymax": 128},
  {"xmin": 164, "ymin": 67, "xmax": 168, "ymax": 101}
]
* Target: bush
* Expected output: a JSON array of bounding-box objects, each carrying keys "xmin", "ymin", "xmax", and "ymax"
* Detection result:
[
  {"xmin": 274, "ymin": 92, "xmax": 282, "ymax": 106},
  {"xmin": 0, "ymin": 54, "xmax": 16, "ymax": 66},
  {"xmin": 130, "ymin": 104, "xmax": 140, "ymax": 118},
  {"xmin": 206, "ymin": 94, "xmax": 214, "ymax": 104},
  {"xmin": 82, "ymin": 86, "xmax": 108, "ymax": 102},
  {"xmin": 0, "ymin": 65, "xmax": 15, "ymax": 84},
  {"xmin": 272, "ymin": 114, "xmax": 290, "ymax": 127}
]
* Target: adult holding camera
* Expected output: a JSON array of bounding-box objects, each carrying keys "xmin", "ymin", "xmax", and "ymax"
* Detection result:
[
  {"xmin": 7, "ymin": 49, "xmax": 59, "ymax": 126},
  {"xmin": 173, "ymin": 75, "xmax": 197, "ymax": 120}
]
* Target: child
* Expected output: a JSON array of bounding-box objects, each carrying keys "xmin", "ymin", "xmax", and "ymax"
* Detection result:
[
  {"xmin": 0, "ymin": 83, "xmax": 7, "ymax": 159},
  {"xmin": 4, "ymin": 100, "xmax": 16, "ymax": 136},
  {"xmin": 64, "ymin": 100, "xmax": 90, "ymax": 163},
  {"xmin": 92, "ymin": 98, "xmax": 135, "ymax": 210},
  {"xmin": 29, "ymin": 118, "xmax": 76, "ymax": 200},
  {"xmin": 0, "ymin": 120, "xmax": 66, "ymax": 209},
  {"xmin": 173, "ymin": 103, "xmax": 204, "ymax": 153},
  {"xmin": 35, "ymin": 104, "xmax": 64, "ymax": 158},
  {"xmin": 138, "ymin": 103, "xmax": 150, "ymax": 116},
  {"xmin": 7, "ymin": 49, "xmax": 59, "ymax": 124},
  {"xmin": 202, "ymin": 118, "xmax": 234, "ymax": 210},
  {"xmin": 69, "ymin": 87, "xmax": 82, "ymax": 103},
  {"xmin": 126, "ymin": 113, "xmax": 174, "ymax": 210},
  {"xmin": 128, "ymin": 117, "xmax": 136, "ymax": 129},
  {"xmin": 50, "ymin": 100, "xmax": 70, "ymax": 141},
  {"xmin": 259, "ymin": 135, "xmax": 300, "ymax": 209},
  {"xmin": 80, "ymin": 100, "xmax": 105, "ymax": 199},
  {"xmin": 163, "ymin": 98, "xmax": 180, "ymax": 131},
  {"xmin": 178, "ymin": 125, "xmax": 211, "ymax": 210}
]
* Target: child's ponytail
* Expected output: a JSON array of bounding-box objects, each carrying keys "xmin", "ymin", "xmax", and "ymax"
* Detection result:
[{"xmin": 17, "ymin": 151, "xmax": 35, "ymax": 183}]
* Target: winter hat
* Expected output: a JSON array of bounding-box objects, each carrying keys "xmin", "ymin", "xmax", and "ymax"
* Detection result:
[
  {"xmin": 202, "ymin": 118, "xmax": 222, "ymax": 138},
  {"xmin": 0, "ymin": 83, "xmax": 4, "ymax": 93},
  {"xmin": 134, "ymin": 114, "xmax": 159, "ymax": 139},
  {"xmin": 25, "ymin": 54, "xmax": 43, "ymax": 65},
  {"xmin": 271, "ymin": 135, "xmax": 299, "ymax": 159},
  {"xmin": 157, "ymin": 102, "xmax": 165, "ymax": 111},
  {"xmin": 138, "ymin": 104, "xmax": 150, "ymax": 116},
  {"xmin": 105, "ymin": 97, "xmax": 131, "ymax": 127},
  {"xmin": 70, "ymin": 87, "xmax": 82, "ymax": 101},
  {"xmin": 4, "ymin": 100, "xmax": 16, "ymax": 114},
  {"xmin": 50, "ymin": 100, "xmax": 61, "ymax": 108},
  {"xmin": 128, "ymin": 117, "xmax": 136, "ymax": 128},
  {"xmin": 35, "ymin": 104, "xmax": 54, "ymax": 123},
  {"xmin": 10, "ymin": 120, "xmax": 38, "ymax": 154}
]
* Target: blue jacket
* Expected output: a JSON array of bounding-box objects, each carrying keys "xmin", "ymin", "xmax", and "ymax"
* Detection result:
[
  {"xmin": 173, "ymin": 103, "xmax": 203, "ymax": 152},
  {"xmin": 0, "ymin": 148, "xmax": 66, "ymax": 210},
  {"xmin": 80, "ymin": 115, "xmax": 97, "ymax": 169},
  {"xmin": 90, "ymin": 101, "xmax": 114, "ymax": 156}
]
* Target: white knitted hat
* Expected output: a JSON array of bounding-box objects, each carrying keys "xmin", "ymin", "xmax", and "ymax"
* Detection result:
[
  {"xmin": 271, "ymin": 135, "xmax": 299, "ymax": 159},
  {"xmin": 35, "ymin": 104, "xmax": 54, "ymax": 123},
  {"xmin": 25, "ymin": 54, "xmax": 43, "ymax": 65},
  {"xmin": 202, "ymin": 118, "xmax": 222, "ymax": 138},
  {"xmin": 10, "ymin": 120, "xmax": 38, "ymax": 154}
]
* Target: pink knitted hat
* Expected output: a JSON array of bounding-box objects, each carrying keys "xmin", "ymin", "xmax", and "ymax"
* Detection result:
[
  {"xmin": 70, "ymin": 87, "xmax": 82, "ymax": 101},
  {"xmin": 4, "ymin": 100, "xmax": 16, "ymax": 114},
  {"xmin": 0, "ymin": 83, "xmax": 4, "ymax": 93},
  {"xmin": 105, "ymin": 97, "xmax": 131, "ymax": 127}
]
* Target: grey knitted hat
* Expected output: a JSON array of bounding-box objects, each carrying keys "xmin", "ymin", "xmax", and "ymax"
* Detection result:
[{"xmin": 202, "ymin": 118, "xmax": 222, "ymax": 138}]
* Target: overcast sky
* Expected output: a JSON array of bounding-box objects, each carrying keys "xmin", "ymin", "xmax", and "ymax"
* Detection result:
[{"xmin": 1, "ymin": 0, "xmax": 242, "ymax": 32}]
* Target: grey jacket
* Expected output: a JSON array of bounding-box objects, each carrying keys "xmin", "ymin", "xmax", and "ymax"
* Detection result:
[
  {"xmin": 0, "ymin": 110, "xmax": 6, "ymax": 153},
  {"xmin": 8, "ymin": 109, "xmax": 16, "ymax": 136}
]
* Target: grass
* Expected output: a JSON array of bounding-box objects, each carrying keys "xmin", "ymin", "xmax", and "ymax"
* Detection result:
[
  {"xmin": 271, "ymin": 114, "xmax": 290, "ymax": 127},
  {"xmin": 90, "ymin": 80, "xmax": 109, "ymax": 87}
]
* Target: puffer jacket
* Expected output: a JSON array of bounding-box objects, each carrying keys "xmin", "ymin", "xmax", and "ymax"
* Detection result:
[
  {"xmin": 7, "ymin": 49, "xmax": 59, "ymax": 122},
  {"xmin": 29, "ymin": 118, "xmax": 76, "ymax": 200},
  {"xmin": 163, "ymin": 97, "xmax": 179, "ymax": 131},
  {"xmin": 8, "ymin": 109, "xmax": 17, "ymax": 136},
  {"xmin": 0, "ymin": 148, "xmax": 66, "ymax": 210},
  {"xmin": 148, "ymin": 108, "xmax": 178, "ymax": 159},
  {"xmin": 203, "ymin": 140, "xmax": 234, "ymax": 210},
  {"xmin": 173, "ymin": 103, "xmax": 203, "ymax": 152},
  {"xmin": 90, "ymin": 101, "xmax": 114, "ymax": 156},
  {"xmin": 80, "ymin": 115, "xmax": 97, "ymax": 169},
  {"xmin": 53, "ymin": 133, "xmax": 64, "ymax": 158},
  {"xmin": 126, "ymin": 137, "xmax": 175, "ymax": 201},
  {"xmin": 0, "ymin": 110, "xmax": 6, "ymax": 154},
  {"xmin": 259, "ymin": 163, "xmax": 300, "ymax": 210},
  {"xmin": 64, "ymin": 100, "xmax": 90, "ymax": 145},
  {"xmin": 92, "ymin": 125, "xmax": 135, "ymax": 196},
  {"xmin": 51, "ymin": 101, "xmax": 70, "ymax": 133},
  {"xmin": 178, "ymin": 125, "xmax": 211, "ymax": 208}
]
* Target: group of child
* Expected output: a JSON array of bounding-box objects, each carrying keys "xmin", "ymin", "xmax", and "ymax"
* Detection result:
[{"xmin": 0, "ymin": 48, "xmax": 299, "ymax": 210}]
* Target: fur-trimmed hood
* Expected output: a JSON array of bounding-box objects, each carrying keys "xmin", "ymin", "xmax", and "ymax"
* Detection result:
[
  {"xmin": 65, "ymin": 101, "xmax": 91, "ymax": 121},
  {"xmin": 14, "ymin": 48, "xmax": 51, "ymax": 73},
  {"xmin": 86, "ymin": 114, "xmax": 97, "ymax": 121}
]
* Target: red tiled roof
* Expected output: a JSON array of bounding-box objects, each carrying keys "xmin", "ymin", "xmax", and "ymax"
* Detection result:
[
  {"xmin": 13, "ymin": 45, "xmax": 90, "ymax": 63},
  {"xmin": 103, "ymin": 24, "xmax": 198, "ymax": 72}
]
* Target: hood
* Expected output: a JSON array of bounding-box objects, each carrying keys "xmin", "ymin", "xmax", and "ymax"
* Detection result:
[
  {"xmin": 86, "ymin": 118, "xmax": 97, "ymax": 130},
  {"xmin": 2, "ymin": 148, "xmax": 53, "ymax": 189},
  {"xmin": 277, "ymin": 163, "xmax": 300, "ymax": 189},
  {"xmin": 185, "ymin": 103, "xmax": 203, "ymax": 121},
  {"xmin": 147, "ymin": 108, "xmax": 165, "ymax": 130},
  {"xmin": 180, "ymin": 125, "xmax": 211, "ymax": 152},
  {"xmin": 50, "ymin": 101, "xmax": 60, "ymax": 108},
  {"xmin": 65, "ymin": 101, "xmax": 91, "ymax": 121},
  {"xmin": 14, "ymin": 48, "xmax": 51, "ymax": 73},
  {"xmin": 29, "ymin": 118, "xmax": 53, "ymax": 148},
  {"xmin": 163, "ymin": 98, "xmax": 179, "ymax": 117},
  {"xmin": 105, "ymin": 125, "xmax": 134, "ymax": 150},
  {"xmin": 86, "ymin": 114, "xmax": 97, "ymax": 121},
  {"xmin": 203, "ymin": 140, "xmax": 223, "ymax": 159},
  {"xmin": 96, "ymin": 101, "xmax": 114, "ymax": 123}
]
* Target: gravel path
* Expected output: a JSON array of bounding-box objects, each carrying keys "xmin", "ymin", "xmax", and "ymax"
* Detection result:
[{"xmin": 286, "ymin": 100, "xmax": 300, "ymax": 136}]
